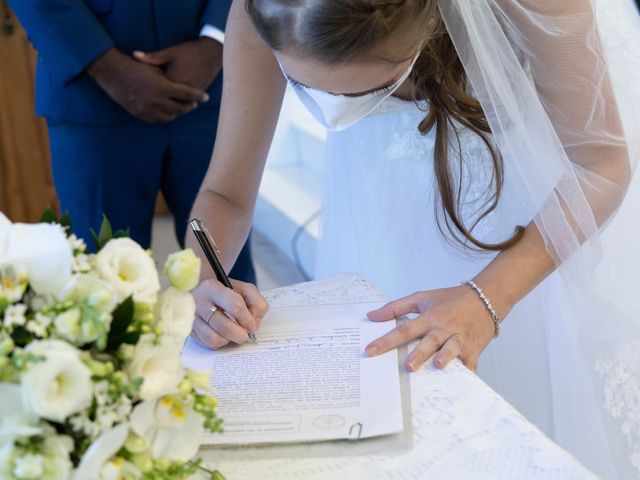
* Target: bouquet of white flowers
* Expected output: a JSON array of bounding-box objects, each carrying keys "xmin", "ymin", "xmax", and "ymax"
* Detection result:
[{"xmin": 0, "ymin": 210, "xmax": 224, "ymax": 480}]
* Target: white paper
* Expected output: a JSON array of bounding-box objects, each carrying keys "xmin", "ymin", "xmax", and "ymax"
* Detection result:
[{"xmin": 181, "ymin": 301, "xmax": 404, "ymax": 445}]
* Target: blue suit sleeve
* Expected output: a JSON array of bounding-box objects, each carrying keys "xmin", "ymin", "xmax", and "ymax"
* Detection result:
[
  {"xmin": 200, "ymin": 0, "xmax": 233, "ymax": 32},
  {"xmin": 8, "ymin": 0, "xmax": 114, "ymax": 85}
]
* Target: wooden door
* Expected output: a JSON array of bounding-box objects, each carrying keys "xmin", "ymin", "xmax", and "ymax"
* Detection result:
[{"xmin": 0, "ymin": 1, "xmax": 57, "ymax": 222}]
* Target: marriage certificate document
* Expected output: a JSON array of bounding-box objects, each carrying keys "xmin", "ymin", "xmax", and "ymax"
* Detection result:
[{"xmin": 181, "ymin": 301, "xmax": 404, "ymax": 445}]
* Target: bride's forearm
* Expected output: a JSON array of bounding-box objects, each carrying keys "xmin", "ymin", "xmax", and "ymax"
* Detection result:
[
  {"xmin": 187, "ymin": 189, "xmax": 254, "ymax": 279},
  {"xmin": 473, "ymin": 221, "xmax": 556, "ymax": 321},
  {"xmin": 186, "ymin": 0, "xmax": 286, "ymax": 280},
  {"xmin": 475, "ymin": 144, "xmax": 631, "ymax": 321}
]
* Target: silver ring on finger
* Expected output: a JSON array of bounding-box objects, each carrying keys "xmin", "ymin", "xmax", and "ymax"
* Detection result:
[{"xmin": 206, "ymin": 305, "xmax": 218, "ymax": 327}]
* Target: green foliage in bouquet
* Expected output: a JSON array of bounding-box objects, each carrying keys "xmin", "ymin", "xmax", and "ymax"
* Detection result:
[{"xmin": 0, "ymin": 209, "xmax": 226, "ymax": 480}]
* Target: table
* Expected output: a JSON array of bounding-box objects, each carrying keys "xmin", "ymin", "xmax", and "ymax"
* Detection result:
[{"xmin": 199, "ymin": 274, "xmax": 595, "ymax": 479}]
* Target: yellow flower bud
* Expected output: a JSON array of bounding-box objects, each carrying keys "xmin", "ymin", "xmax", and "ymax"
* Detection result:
[
  {"xmin": 124, "ymin": 433, "xmax": 148, "ymax": 454},
  {"xmin": 187, "ymin": 370, "xmax": 211, "ymax": 390},
  {"xmin": 129, "ymin": 453, "xmax": 153, "ymax": 472},
  {"xmin": 163, "ymin": 249, "xmax": 201, "ymax": 292}
]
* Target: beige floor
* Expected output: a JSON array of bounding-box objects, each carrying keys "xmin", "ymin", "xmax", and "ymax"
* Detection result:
[{"xmin": 151, "ymin": 214, "xmax": 305, "ymax": 292}]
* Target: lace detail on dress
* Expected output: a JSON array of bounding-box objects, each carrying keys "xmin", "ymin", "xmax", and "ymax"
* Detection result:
[{"xmin": 595, "ymin": 351, "xmax": 640, "ymax": 475}]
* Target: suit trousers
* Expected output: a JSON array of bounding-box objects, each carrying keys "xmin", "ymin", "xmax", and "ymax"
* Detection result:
[{"xmin": 47, "ymin": 84, "xmax": 256, "ymax": 283}]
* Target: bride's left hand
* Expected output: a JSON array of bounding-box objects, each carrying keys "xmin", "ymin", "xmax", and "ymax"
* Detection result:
[{"xmin": 365, "ymin": 285, "xmax": 498, "ymax": 372}]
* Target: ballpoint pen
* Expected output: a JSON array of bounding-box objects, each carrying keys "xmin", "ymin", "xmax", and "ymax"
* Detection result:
[{"xmin": 189, "ymin": 218, "xmax": 258, "ymax": 344}]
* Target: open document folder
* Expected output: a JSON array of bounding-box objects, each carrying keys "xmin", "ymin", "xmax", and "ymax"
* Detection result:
[{"xmin": 181, "ymin": 301, "xmax": 405, "ymax": 445}]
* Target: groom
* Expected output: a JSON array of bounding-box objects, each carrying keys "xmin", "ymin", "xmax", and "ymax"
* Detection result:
[{"xmin": 9, "ymin": 0, "xmax": 255, "ymax": 282}]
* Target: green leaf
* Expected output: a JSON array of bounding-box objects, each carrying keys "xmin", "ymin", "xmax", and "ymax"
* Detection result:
[
  {"xmin": 211, "ymin": 470, "xmax": 226, "ymax": 480},
  {"xmin": 113, "ymin": 228, "xmax": 130, "ymax": 239},
  {"xmin": 105, "ymin": 296, "xmax": 134, "ymax": 351},
  {"xmin": 11, "ymin": 326, "xmax": 32, "ymax": 347},
  {"xmin": 59, "ymin": 212, "xmax": 73, "ymax": 231},
  {"xmin": 118, "ymin": 330, "xmax": 140, "ymax": 346},
  {"xmin": 94, "ymin": 215, "xmax": 113, "ymax": 251},
  {"xmin": 39, "ymin": 206, "xmax": 57, "ymax": 224}
]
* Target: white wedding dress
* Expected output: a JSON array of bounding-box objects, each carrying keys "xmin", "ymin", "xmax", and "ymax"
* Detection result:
[{"xmin": 313, "ymin": 1, "xmax": 640, "ymax": 478}]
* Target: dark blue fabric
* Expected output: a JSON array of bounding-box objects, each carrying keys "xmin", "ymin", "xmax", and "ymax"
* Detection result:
[
  {"xmin": 9, "ymin": 0, "xmax": 233, "ymax": 124},
  {"xmin": 46, "ymin": 73, "xmax": 255, "ymax": 283},
  {"xmin": 11, "ymin": 0, "xmax": 254, "ymax": 283}
]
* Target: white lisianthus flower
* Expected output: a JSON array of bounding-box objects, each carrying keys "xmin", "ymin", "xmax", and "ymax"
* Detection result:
[
  {"xmin": 163, "ymin": 249, "xmax": 201, "ymax": 292},
  {"xmin": 130, "ymin": 393, "xmax": 204, "ymax": 461},
  {"xmin": 74, "ymin": 423, "xmax": 130, "ymax": 480},
  {"xmin": 1, "ymin": 221, "xmax": 72, "ymax": 297},
  {"xmin": 126, "ymin": 335, "xmax": 184, "ymax": 400},
  {"xmin": 155, "ymin": 287, "xmax": 196, "ymax": 341},
  {"xmin": 21, "ymin": 340, "xmax": 93, "ymax": 422},
  {"xmin": 95, "ymin": 238, "xmax": 160, "ymax": 304},
  {"xmin": 4, "ymin": 303, "xmax": 27, "ymax": 328}
]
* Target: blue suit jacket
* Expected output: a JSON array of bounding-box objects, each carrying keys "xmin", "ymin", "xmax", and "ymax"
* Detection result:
[{"xmin": 9, "ymin": 0, "xmax": 232, "ymax": 124}]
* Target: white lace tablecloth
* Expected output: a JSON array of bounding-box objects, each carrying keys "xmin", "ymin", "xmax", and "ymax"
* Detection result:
[{"xmin": 199, "ymin": 274, "xmax": 596, "ymax": 480}]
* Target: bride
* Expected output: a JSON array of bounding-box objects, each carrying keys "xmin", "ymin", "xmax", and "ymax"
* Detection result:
[{"xmin": 165, "ymin": 0, "xmax": 640, "ymax": 476}]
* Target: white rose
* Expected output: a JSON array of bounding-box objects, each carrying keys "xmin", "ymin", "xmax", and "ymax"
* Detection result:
[
  {"xmin": 74, "ymin": 423, "xmax": 130, "ymax": 480},
  {"xmin": 21, "ymin": 340, "xmax": 93, "ymax": 422},
  {"xmin": 130, "ymin": 393, "xmax": 204, "ymax": 461},
  {"xmin": 155, "ymin": 287, "xmax": 196, "ymax": 341},
  {"xmin": 1, "ymin": 222, "xmax": 72, "ymax": 297},
  {"xmin": 95, "ymin": 238, "xmax": 160, "ymax": 304},
  {"xmin": 126, "ymin": 334, "xmax": 184, "ymax": 400},
  {"xmin": 163, "ymin": 249, "xmax": 201, "ymax": 292}
]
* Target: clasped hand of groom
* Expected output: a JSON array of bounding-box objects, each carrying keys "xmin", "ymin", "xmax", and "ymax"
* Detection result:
[{"xmin": 87, "ymin": 38, "xmax": 222, "ymax": 124}]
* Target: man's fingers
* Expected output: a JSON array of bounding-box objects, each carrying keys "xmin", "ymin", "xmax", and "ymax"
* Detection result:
[
  {"xmin": 231, "ymin": 279, "xmax": 269, "ymax": 329},
  {"xmin": 367, "ymin": 293, "xmax": 423, "ymax": 322},
  {"xmin": 133, "ymin": 50, "xmax": 170, "ymax": 66},
  {"xmin": 157, "ymin": 98, "xmax": 199, "ymax": 116},
  {"xmin": 165, "ymin": 81, "xmax": 209, "ymax": 103},
  {"xmin": 432, "ymin": 335, "xmax": 464, "ymax": 370}
]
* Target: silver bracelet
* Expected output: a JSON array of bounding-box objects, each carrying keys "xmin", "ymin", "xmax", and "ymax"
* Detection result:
[{"xmin": 459, "ymin": 280, "xmax": 501, "ymax": 338}]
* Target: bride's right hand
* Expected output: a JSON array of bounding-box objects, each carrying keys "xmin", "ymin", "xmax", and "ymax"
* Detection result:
[{"xmin": 190, "ymin": 278, "xmax": 269, "ymax": 349}]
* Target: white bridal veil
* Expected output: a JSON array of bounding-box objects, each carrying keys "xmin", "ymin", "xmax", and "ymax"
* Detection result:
[{"xmin": 438, "ymin": 0, "xmax": 640, "ymax": 477}]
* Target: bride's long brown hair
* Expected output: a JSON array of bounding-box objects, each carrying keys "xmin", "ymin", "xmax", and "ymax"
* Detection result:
[{"xmin": 246, "ymin": 0, "xmax": 525, "ymax": 251}]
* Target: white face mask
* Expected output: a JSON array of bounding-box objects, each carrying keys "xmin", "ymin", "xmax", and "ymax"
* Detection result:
[{"xmin": 280, "ymin": 53, "xmax": 419, "ymax": 131}]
